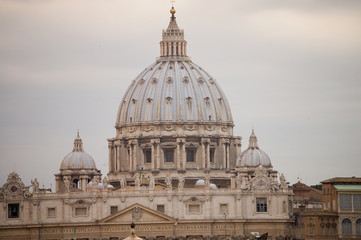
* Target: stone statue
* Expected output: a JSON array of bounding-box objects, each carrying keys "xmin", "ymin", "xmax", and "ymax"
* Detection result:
[
  {"xmin": 102, "ymin": 176, "xmax": 108, "ymax": 190},
  {"xmin": 241, "ymin": 175, "xmax": 248, "ymax": 189},
  {"xmin": 92, "ymin": 176, "xmax": 100, "ymax": 190},
  {"xmin": 63, "ymin": 177, "xmax": 70, "ymax": 193},
  {"xmin": 280, "ymin": 173, "xmax": 287, "ymax": 189},
  {"xmin": 270, "ymin": 178, "xmax": 279, "ymax": 192},
  {"xmin": 120, "ymin": 177, "xmax": 126, "ymax": 189},
  {"xmin": 236, "ymin": 174, "xmax": 242, "ymax": 189},
  {"xmin": 134, "ymin": 173, "xmax": 141, "ymax": 190},
  {"xmin": 204, "ymin": 174, "xmax": 210, "ymax": 189},
  {"xmin": 31, "ymin": 178, "xmax": 39, "ymax": 193},
  {"xmin": 165, "ymin": 175, "xmax": 172, "ymax": 190},
  {"xmin": 148, "ymin": 175, "xmax": 155, "ymax": 190},
  {"xmin": 178, "ymin": 175, "xmax": 184, "ymax": 190}
]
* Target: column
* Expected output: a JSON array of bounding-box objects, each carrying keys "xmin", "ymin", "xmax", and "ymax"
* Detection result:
[
  {"xmin": 108, "ymin": 141, "xmax": 114, "ymax": 172},
  {"xmin": 176, "ymin": 138, "xmax": 185, "ymax": 169},
  {"xmin": 151, "ymin": 141, "xmax": 155, "ymax": 170},
  {"xmin": 151, "ymin": 138, "xmax": 160, "ymax": 170},
  {"xmin": 206, "ymin": 141, "xmax": 210, "ymax": 169},
  {"xmin": 128, "ymin": 142, "xmax": 133, "ymax": 171},
  {"xmin": 116, "ymin": 141, "xmax": 121, "ymax": 171},
  {"xmin": 80, "ymin": 175, "xmax": 88, "ymax": 191},
  {"xmin": 202, "ymin": 138, "xmax": 210, "ymax": 169},
  {"xmin": 201, "ymin": 139, "xmax": 206, "ymax": 169},
  {"xmin": 55, "ymin": 175, "xmax": 60, "ymax": 193}
]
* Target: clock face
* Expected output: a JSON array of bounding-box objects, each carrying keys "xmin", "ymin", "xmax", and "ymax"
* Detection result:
[
  {"xmin": 8, "ymin": 184, "xmax": 19, "ymax": 194},
  {"xmin": 255, "ymin": 177, "xmax": 268, "ymax": 189}
]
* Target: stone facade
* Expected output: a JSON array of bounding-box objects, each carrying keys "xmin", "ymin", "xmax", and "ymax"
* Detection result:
[{"xmin": 0, "ymin": 7, "xmax": 293, "ymax": 240}]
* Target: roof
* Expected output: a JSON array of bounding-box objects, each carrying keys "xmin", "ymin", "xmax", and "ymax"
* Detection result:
[
  {"xmin": 321, "ymin": 177, "xmax": 361, "ymax": 184},
  {"xmin": 292, "ymin": 181, "xmax": 311, "ymax": 191},
  {"xmin": 334, "ymin": 185, "xmax": 361, "ymax": 191}
]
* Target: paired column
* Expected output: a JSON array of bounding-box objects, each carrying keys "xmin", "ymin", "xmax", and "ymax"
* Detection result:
[
  {"xmin": 201, "ymin": 138, "xmax": 210, "ymax": 169},
  {"xmin": 176, "ymin": 138, "xmax": 185, "ymax": 169},
  {"xmin": 221, "ymin": 138, "xmax": 230, "ymax": 170},
  {"xmin": 108, "ymin": 141, "xmax": 114, "ymax": 172},
  {"xmin": 150, "ymin": 138, "xmax": 160, "ymax": 170}
]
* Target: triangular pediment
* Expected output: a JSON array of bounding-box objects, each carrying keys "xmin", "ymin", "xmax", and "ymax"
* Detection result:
[{"xmin": 100, "ymin": 203, "xmax": 175, "ymax": 223}]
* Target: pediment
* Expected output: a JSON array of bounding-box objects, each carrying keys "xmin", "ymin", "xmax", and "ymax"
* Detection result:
[{"xmin": 100, "ymin": 203, "xmax": 175, "ymax": 223}]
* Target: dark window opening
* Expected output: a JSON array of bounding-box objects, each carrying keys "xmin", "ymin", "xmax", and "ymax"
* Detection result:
[
  {"xmin": 164, "ymin": 149, "xmax": 174, "ymax": 163},
  {"xmin": 186, "ymin": 149, "xmax": 196, "ymax": 163},
  {"xmin": 110, "ymin": 206, "xmax": 118, "ymax": 215},
  {"xmin": 144, "ymin": 149, "xmax": 152, "ymax": 163},
  {"xmin": 210, "ymin": 148, "xmax": 215, "ymax": 163},
  {"xmin": 157, "ymin": 204, "xmax": 165, "ymax": 213},
  {"xmin": 256, "ymin": 198, "xmax": 267, "ymax": 212},
  {"xmin": 8, "ymin": 203, "xmax": 19, "ymax": 218}
]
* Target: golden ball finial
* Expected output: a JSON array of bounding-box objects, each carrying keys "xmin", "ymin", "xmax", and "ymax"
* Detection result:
[{"xmin": 170, "ymin": 7, "xmax": 176, "ymax": 15}]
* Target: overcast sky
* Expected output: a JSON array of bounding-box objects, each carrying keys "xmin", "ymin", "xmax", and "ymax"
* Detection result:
[{"xmin": 1, "ymin": 0, "xmax": 360, "ymax": 189}]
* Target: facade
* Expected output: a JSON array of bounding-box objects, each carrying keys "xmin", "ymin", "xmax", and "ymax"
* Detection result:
[
  {"xmin": 292, "ymin": 178, "xmax": 361, "ymax": 240},
  {"xmin": 0, "ymin": 7, "xmax": 293, "ymax": 240},
  {"xmin": 321, "ymin": 177, "xmax": 361, "ymax": 239}
]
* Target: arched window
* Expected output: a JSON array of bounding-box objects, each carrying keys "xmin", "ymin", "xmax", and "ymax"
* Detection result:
[
  {"xmin": 356, "ymin": 219, "xmax": 361, "ymax": 235},
  {"xmin": 342, "ymin": 218, "xmax": 352, "ymax": 235}
]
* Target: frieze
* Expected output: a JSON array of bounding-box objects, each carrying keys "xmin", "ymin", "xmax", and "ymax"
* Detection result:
[
  {"xmin": 142, "ymin": 126, "xmax": 155, "ymax": 132},
  {"xmin": 162, "ymin": 125, "xmax": 175, "ymax": 131},
  {"xmin": 183, "ymin": 125, "xmax": 197, "ymax": 131}
]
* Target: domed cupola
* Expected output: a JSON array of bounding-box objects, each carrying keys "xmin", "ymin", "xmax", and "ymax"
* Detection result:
[
  {"xmin": 115, "ymin": 7, "xmax": 233, "ymax": 127},
  {"xmin": 56, "ymin": 132, "xmax": 101, "ymax": 193},
  {"xmin": 107, "ymin": 7, "xmax": 241, "ymax": 180},
  {"xmin": 60, "ymin": 132, "xmax": 97, "ymax": 171},
  {"xmin": 236, "ymin": 129, "xmax": 272, "ymax": 168}
]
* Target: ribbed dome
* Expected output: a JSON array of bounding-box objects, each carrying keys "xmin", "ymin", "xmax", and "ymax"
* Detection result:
[
  {"xmin": 236, "ymin": 130, "xmax": 272, "ymax": 168},
  {"xmin": 116, "ymin": 10, "xmax": 233, "ymax": 126},
  {"xmin": 60, "ymin": 133, "xmax": 97, "ymax": 170}
]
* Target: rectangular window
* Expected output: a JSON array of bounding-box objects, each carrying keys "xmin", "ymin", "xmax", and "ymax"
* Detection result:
[
  {"xmin": 110, "ymin": 206, "xmax": 118, "ymax": 215},
  {"xmin": 144, "ymin": 149, "xmax": 152, "ymax": 163},
  {"xmin": 75, "ymin": 207, "xmax": 87, "ymax": 216},
  {"xmin": 354, "ymin": 194, "xmax": 361, "ymax": 210},
  {"xmin": 210, "ymin": 148, "xmax": 215, "ymax": 163},
  {"xmin": 47, "ymin": 208, "xmax": 56, "ymax": 218},
  {"xmin": 189, "ymin": 204, "xmax": 200, "ymax": 213},
  {"xmin": 157, "ymin": 204, "xmax": 165, "ymax": 213},
  {"xmin": 256, "ymin": 198, "xmax": 267, "ymax": 212},
  {"xmin": 186, "ymin": 149, "xmax": 195, "ymax": 162},
  {"xmin": 164, "ymin": 149, "xmax": 174, "ymax": 163},
  {"xmin": 220, "ymin": 203, "xmax": 228, "ymax": 214},
  {"xmin": 8, "ymin": 203, "xmax": 20, "ymax": 218},
  {"xmin": 340, "ymin": 194, "xmax": 352, "ymax": 210}
]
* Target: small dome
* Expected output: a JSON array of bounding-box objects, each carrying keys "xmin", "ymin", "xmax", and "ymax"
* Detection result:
[
  {"xmin": 210, "ymin": 183, "xmax": 217, "ymax": 189},
  {"xmin": 236, "ymin": 129, "xmax": 272, "ymax": 168},
  {"xmin": 60, "ymin": 132, "xmax": 97, "ymax": 170},
  {"xmin": 195, "ymin": 179, "xmax": 205, "ymax": 186}
]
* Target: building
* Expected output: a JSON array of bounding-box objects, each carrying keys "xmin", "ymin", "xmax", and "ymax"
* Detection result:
[
  {"xmin": 292, "ymin": 182, "xmax": 337, "ymax": 240},
  {"xmin": 0, "ymin": 7, "xmax": 293, "ymax": 240},
  {"xmin": 321, "ymin": 177, "xmax": 361, "ymax": 239},
  {"xmin": 292, "ymin": 178, "xmax": 361, "ymax": 240}
]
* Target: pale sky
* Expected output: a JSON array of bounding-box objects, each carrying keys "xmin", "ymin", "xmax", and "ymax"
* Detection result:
[{"xmin": 1, "ymin": 0, "xmax": 360, "ymax": 189}]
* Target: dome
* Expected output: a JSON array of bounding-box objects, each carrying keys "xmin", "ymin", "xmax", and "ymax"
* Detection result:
[
  {"xmin": 116, "ymin": 9, "xmax": 233, "ymax": 127},
  {"xmin": 236, "ymin": 129, "xmax": 272, "ymax": 168},
  {"xmin": 60, "ymin": 133, "xmax": 97, "ymax": 170}
]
